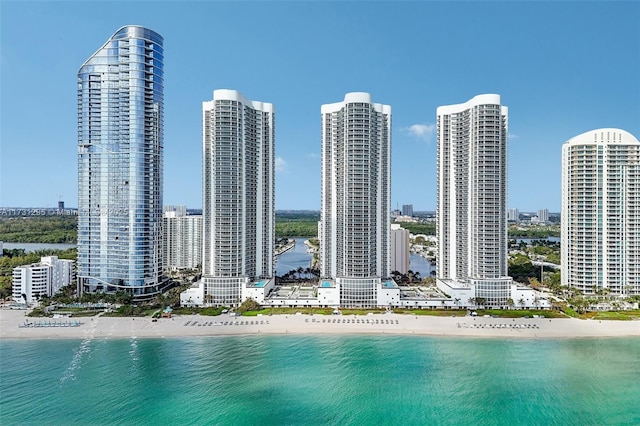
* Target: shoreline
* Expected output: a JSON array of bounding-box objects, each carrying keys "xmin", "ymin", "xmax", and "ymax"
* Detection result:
[{"xmin": 1, "ymin": 309, "xmax": 638, "ymax": 340}]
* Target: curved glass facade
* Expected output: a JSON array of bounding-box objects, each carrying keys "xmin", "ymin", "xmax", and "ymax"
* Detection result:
[{"xmin": 77, "ymin": 26, "xmax": 164, "ymax": 297}]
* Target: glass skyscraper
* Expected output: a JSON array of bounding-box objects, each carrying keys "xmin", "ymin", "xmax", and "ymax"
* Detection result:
[{"xmin": 77, "ymin": 26, "xmax": 164, "ymax": 297}]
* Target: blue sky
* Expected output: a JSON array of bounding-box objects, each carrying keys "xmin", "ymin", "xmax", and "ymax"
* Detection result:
[{"xmin": 1, "ymin": 1, "xmax": 638, "ymax": 212}]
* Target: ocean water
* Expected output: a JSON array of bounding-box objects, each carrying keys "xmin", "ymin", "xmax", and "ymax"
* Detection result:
[{"xmin": 1, "ymin": 336, "xmax": 639, "ymax": 425}]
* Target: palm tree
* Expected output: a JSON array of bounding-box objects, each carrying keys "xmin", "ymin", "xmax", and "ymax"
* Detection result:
[
  {"xmin": 204, "ymin": 294, "xmax": 213, "ymax": 306},
  {"xmin": 156, "ymin": 293, "xmax": 167, "ymax": 308},
  {"xmin": 550, "ymin": 300, "xmax": 563, "ymax": 312}
]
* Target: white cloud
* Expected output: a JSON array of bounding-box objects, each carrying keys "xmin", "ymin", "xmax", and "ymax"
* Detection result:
[
  {"xmin": 306, "ymin": 152, "xmax": 319, "ymax": 159},
  {"xmin": 405, "ymin": 123, "xmax": 436, "ymax": 141},
  {"xmin": 275, "ymin": 156, "xmax": 287, "ymax": 173}
]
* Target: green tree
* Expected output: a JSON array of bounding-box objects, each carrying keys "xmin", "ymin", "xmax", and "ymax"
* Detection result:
[
  {"xmin": 508, "ymin": 253, "xmax": 537, "ymax": 283},
  {"xmin": 0, "ymin": 216, "xmax": 77, "ymax": 243},
  {"xmin": 237, "ymin": 297, "xmax": 261, "ymax": 313},
  {"xmin": 528, "ymin": 277, "xmax": 542, "ymax": 290}
]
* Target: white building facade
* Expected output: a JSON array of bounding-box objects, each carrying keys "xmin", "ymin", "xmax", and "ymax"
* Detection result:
[
  {"xmin": 12, "ymin": 256, "xmax": 74, "ymax": 304},
  {"xmin": 201, "ymin": 90, "xmax": 275, "ymax": 306},
  {"xmin": 537, "ymin": 208, "xmax": 549, "ymax": 223},
  {"xmin": 320, "ymin": 92, "xmax": 392, "ymax": 308},
  {"xmin": 561, "ymin": 128, "xmax": 640, "ymax": 295},
  {"xmin": 436, "ymin": 94, "xmax": 512, "ymax": 307},
  {"xmin": 163, "ymin": 207, "xmax": 202, "ymax": 271},
  {"xmin": 390, "ymin": 224, "xmax": 410, "ymax": 274}
]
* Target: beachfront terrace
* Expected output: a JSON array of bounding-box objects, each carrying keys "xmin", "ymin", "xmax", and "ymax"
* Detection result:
[
  {"xmin": 262, "ymin": 284, "xmax": 336, "ymax": 308},
  {"xmin": 182, "ymin": 276, "xmax": 553, "ymax": 311}
]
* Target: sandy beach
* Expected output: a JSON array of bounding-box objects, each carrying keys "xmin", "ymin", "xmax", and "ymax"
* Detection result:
[{"xmin": 1, "ymin": 308, "xmax": 638, "ymax": 340}]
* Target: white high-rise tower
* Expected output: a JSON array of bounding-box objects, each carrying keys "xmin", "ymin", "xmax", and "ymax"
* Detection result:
[
  {"xmin": 561, "ymin": 128, "xmax": 640, "ymax": 296},
  {"xmin": 320, "ymin": 92, "xmax": 391, "ymax": 308},
  {"xmin": 436, "ymin": 94, "xmax": 511, "ymax": 307},
  {"xmin": 202, "ymin": 90, "xmax": 275, "ymax": 306}
]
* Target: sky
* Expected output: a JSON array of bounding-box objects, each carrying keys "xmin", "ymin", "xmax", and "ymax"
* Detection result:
[{"xmin": 1, "ymin": 1, "xmax": 639, "ymax": 212}]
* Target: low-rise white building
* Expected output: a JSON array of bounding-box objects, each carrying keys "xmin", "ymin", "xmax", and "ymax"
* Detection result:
[
  {"xmin": 377, "ymin": 280, "xmax": 401, "ymax": 307},
  {"xmin": 435, "ymin": 278, "xmax": 550, "ymax": 310},
  {"xmin": 317, "ymin": 280, "xmax": 340, "ymax": 306},
  {"xmin": 180, "ymin": 278, "xmax": 551, "ymax": 311},
  {"xmin": 242, "ymin": 278, "xmax": 276, "ymax": 305},
  {"xmin": 12, "ymin": 256, "xmax": 74, "ymax": 304},
  {"xmin": 180, "ymin": 282, "xmax": 204, "ymax": 307},
  {"xmin": 510, "ymin": 283, "xmax": 551, "ymax": 309}
]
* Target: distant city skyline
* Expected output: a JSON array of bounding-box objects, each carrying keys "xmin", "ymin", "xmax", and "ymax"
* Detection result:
[{"xmin": 2, "ymin": 2, "xmax": 639, "ymax": 211}]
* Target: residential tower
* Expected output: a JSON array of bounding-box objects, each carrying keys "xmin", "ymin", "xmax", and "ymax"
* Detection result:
[
  {"xmin": 77, "ymin": 26, "xmax": 164, "ymax": 298},
  {"xmin": 201, "ymin": 90, "xmax": 275, "ymax": 306},
  {"xmin": 436, "ymin": 94, "xmax": 511, "ymax": 307},
  {"xmin": 561, "ymin": 128, "xmax": 640, "ymax": 295},
  {"xmin": 320, "ymin": 92, "xmax": 392, "ymax": 308}
]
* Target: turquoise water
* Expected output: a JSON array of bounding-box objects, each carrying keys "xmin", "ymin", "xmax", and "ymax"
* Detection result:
[{"xmin": 1, "ymin": 336, "xmax": 639, "ymax": 425}]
